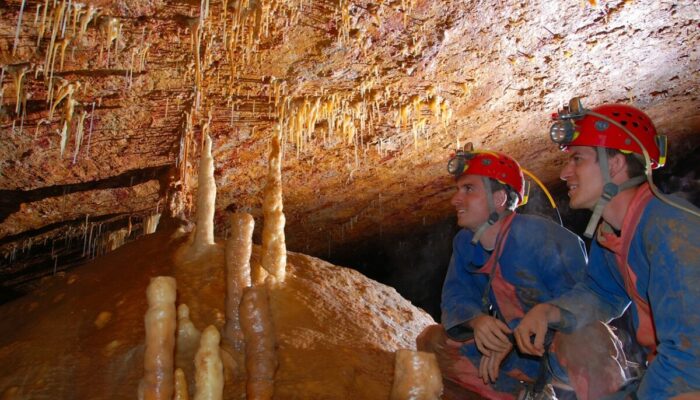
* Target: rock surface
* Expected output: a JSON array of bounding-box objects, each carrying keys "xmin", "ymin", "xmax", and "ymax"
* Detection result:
[
  {"xmin": 0, "ymin": 223, "xmax": 434, "ymax": 399},
  {"xmin": 1, "ymin": 0, "xmax": 699, "ymax": 298}
]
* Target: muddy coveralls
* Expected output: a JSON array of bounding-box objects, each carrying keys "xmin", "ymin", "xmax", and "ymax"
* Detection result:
[
  {"xmin": 418, "ymin": 213, "xmax": 626, "ymax": 399},
  {"xmin": 550, "ymin": 184, "xmax": 700, "ymax": 399}
]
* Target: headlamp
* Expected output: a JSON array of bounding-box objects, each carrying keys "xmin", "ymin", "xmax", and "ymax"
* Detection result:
[
  {"xmin": 549, "ymin": 97, "xmax": 588, "ymax": 145},
  {"xmin": 447, "ymin": 146, "xmax": 477, "ymax": 178},
  {"xmin": 549, "ymin": 120, "xmax": 575, "ymax": 144},
  {"xmin": 447, "ymin": 151, "xmax": 466, "ymax": 177}
]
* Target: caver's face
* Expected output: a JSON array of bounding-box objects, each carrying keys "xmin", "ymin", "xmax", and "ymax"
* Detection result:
[
  {"xmin": 450, "ymin": 174, "xmax": 491, "ymax": 231},
  {"xmin": 559, "ymin": 146, "xmax": 604, "ymax": 210}
]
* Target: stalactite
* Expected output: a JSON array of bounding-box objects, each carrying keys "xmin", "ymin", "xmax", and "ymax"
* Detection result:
[
  {"xmin": 338, "ymin": 0, "xmax": 351, "ymax": 44},
  {"xmin": 71, "ymin": 107, "xmax": 87, "ymax": 163},
  {"xmin": 60, "ymin": 0, "xmax": 72, "ymax": 38},
  {"xmin": 75, "ymin": 5, "xmax": 97, "ymax": 44},
  {"xmin": 0, "ymin": 67, "xmax": 5, "ymax": 113},
  {"xmin": 389, "ymin": 350, "xmax": 443, "ymax": 400},
  {"xmin": 12, "ymin": 0, "xmax": 28, "ymax": 55},
  {"xmin": 58, "ymin": 37, "xmax": 71, "ymax": 70},
  {"xmin": 193, "ymin": 326, "xmax": 223, "ymax": 400},
  {"xmin": 240, "ymin": 286, "xmax": 276, "ymax": 400},
  {"xmin": 199, "ymin": 0, "xmax": 210, "ymax": 25},
  {"xmin": 45, "ymin": 0, "xmax": 67, "ymax": 84},
  {"xmin": 69, "ymin": 2, "xmax": 84, "ymax": 37},
  {"xmin": 139, "ymin": 43, "xmax": 151, "ymax": 72},
  {"xmin": 141, "ymin": 277, "xmax": 177, "ymax": 400},
  {"xmin": 260, "ymin": 130, "xmax": 286, "ymax": 282},
  {"xmin": 36, "ymin": 0, "xmax": 50, "ymax": 47},
  {"xmin": 49, "ymin": 79, "xmax": 77, "ymax": 119},
  {"xmin": 59, "ymin": 98, "xmax": 77, "ymax": 157},
  {"xmin": 7, "ymin": 63, "xmax": 30, "ymax": 115},
  {"xmin": 144, "ymin": 213, "xmax": 161, "ymax": 234},
  {"xmin": 224, "ymin": 212, "xmax": 254, "ymax": 349},
  {"xmin": 99, "ymin": 17, "xmax": 121, "ymax": 67},
  {"xmin": 105, "ymin": 228, "xmax": 128, "ymax": 251},
  {"xmin": 85, "ymin": 101, "xmax": 96, "ymax": 157}
]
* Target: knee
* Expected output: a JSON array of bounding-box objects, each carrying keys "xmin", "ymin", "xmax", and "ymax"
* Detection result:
[{"xmin": 555, "ymin": 321, "xmax": 620, "ymax": 357}]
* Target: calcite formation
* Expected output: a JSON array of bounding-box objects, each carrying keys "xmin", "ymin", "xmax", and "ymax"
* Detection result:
[
  {"xmin": 0, "ymin": 0, "xmax": 698, "ymax": 288},
  {"xmin": 0, "ymin": 224, "xmax": 435, "ymax": 399},
  {"xmin": 0, "ymin": 120, "xmax": 437, "ymax": 399}
]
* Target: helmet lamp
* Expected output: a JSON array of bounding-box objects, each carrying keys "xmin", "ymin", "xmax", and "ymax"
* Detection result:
[
  {"xmin": 549, "ymin": 120, "xmax": 575, "ymax": 144},
  {"xmin": 447, "ymin": 155, "xmax": 466, "ymax": 177}
]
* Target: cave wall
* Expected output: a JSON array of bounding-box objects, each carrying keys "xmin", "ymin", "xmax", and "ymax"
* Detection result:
[{"xmin": 1, "ymin": 0, "xmax": 699, "ymax": 295}]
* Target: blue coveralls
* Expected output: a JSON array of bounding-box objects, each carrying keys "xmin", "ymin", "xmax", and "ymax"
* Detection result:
[
  {"xmin": 442, "ymin": 213, "xmax": 588, "ymax": 395},
  {"xmin": 550, "ymin": 183, "xmax": 700, "ymax": 399}
]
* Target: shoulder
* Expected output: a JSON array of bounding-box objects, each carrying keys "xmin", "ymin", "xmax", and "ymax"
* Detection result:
[
  {"xmin": 451, "ymin": 229, "xmax": 480, "ymax": 266},
  {"xmin": 511, "ymin": 213, "xmax": 583, "ymax": 245},
  {"xmin": 638, "ymin": 196, "xmax": 700, "ymax": 242},
  {"xmin": 643, "ymin": 195, "xmax": 699, "ymax": 221},
  {"xmin": 452, "ymin": 228, "xmax": 475, "ymax": 252}
]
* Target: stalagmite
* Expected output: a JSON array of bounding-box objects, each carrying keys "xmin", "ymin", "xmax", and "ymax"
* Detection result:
[
  {"xmin": 260, "ymin": 131, "xmax": 286, "ymax": 282},
  {"xmin": 194, "ymin": 326, "xmax": 224, "ymax": 400},
  {"xmin": 240, "ymin": 286, "xmax": 277, "ymax": 400},
  {"xmin": 176, "ymin": 303, "xmax": 201, "ymax": 381},
  {"xmin": 389, "ymin": 350, "xmax": 443, "ymax": 400},
  {"xmin": 191, "ymin": 135, "xmax": 216, "ymax": 254},
  {"xmin": 141, "ymin": 276, "xmax": 177, "ymax": 400},
  {"xmin": 224, "ymin": 212, "xmax": 254, "ymax": 349},
  {"xmin": 174, "ymin": 369, "xmax": 189, "ymax": 400}
]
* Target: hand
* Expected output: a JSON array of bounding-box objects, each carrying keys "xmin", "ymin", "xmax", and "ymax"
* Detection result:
[
  {"xmin": 514, "ymin": 304, "xmax": 560, "ymax": 356},
  {"xmin": 478, "ymin": 342, "xmax": 512, "ymax": 384},
  {"xmin": 468, "ymin": 315, "xmax": 512, "ymax": 357}
]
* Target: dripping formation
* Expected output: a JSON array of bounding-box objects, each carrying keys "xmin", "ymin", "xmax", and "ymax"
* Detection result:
[
  {"xmin": 2, "ymin": 0, "xmax": 472, "ymax": 275},
  {"xmin": 1, "ymin": 1, "xmax": 698, "ymax": 397},
  {"xmin": 129, "ymin": 119, "xmax": 435, "ymax": 398}
]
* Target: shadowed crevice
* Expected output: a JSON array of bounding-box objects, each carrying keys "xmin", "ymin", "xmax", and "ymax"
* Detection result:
[{"xmin": 0, "ymin": 165, "xmax": 172, "ymax": 223}]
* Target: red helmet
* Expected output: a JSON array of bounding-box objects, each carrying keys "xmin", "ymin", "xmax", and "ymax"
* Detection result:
[
  {"xmin": 447, "ymin": 149, "xmax": 525, "ymax": 203},
  {"xmin": 551, "ymin": 103, "xmax": 666, "ymax": 168}
]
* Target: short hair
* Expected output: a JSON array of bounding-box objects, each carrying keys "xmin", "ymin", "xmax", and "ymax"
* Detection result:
[
  {"xmin": 602, "ymin": 148, "xmax": 646, "ymax": 179},
  {"xmin": 488, "ymin": 178, "xmax": 519, "ymax": 211}
]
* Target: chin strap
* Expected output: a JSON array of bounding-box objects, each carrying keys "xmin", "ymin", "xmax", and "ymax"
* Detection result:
[
  {"xmin": 583, "ymin": 148, "xmax": 646, "ymax": 238},
  {"xmin": 471, "ymin": 177, "xmax": 513, "ymax": 244}
]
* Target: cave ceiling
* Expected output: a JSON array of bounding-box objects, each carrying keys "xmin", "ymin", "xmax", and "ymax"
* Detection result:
[{"xmin": 1, "ymin": 0, "xmax": 699, "ymax": 288}]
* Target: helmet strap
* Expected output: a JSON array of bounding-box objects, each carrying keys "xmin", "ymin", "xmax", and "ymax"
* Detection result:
[
  {"xmin": 471, "ymin": 177, "xmax": 512, "ymax": 244},
  {"xmin": 583, "ymin": 147, "xmax": 646, "ymax": 238}
]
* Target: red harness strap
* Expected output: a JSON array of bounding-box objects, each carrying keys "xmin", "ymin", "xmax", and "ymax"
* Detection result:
[
  {"xmin": 476, "ymin": 213, "xmax": 525, "ymax": 323},
  {"xmin": 597, "ymin": 184, "xmax": 657, "ymax": 359}
]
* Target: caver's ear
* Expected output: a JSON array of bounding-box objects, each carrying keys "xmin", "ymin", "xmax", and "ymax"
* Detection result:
[
  {"xmin": 608, "ymin": 151, "xmax": 629, "ymax": 180},
  {"xmin": 492, "ymin": 189, "xmax": 507, "ymax": 208}
]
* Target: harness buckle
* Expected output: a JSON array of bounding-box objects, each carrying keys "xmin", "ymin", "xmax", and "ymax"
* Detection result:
[{"xmin": 601, "ymin": 182, "xmax": 619, "ymax": 201}]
